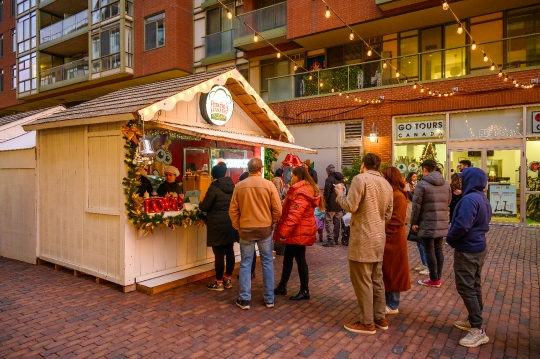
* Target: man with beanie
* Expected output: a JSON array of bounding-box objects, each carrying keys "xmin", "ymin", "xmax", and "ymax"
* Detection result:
[
  {"xmin": 446, "ymin": 167, "xmax": 492, "ymax": 348},
  {"xmin": 322, "ymin": 164, "xmax": 345, "ymax": 246}
]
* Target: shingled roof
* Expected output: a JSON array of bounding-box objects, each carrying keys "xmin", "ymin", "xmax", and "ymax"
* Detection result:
[
  {"xmin": 26, "ymin": 68, "xmax": 235, "ymax": 127},
  {"xmin": 0, "ymin": 108, "xmax": 54, "ymax": 127}
]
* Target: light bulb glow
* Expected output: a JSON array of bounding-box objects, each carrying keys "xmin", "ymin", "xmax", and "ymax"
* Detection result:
[
  {"xmin": 367, "ymin": 49, "xmax": 372, "ymax": 57},
  {"xmin": 483, "ymin": 53, "xmax": 488, "ymax": 62},
  {"xmin": 504, "ymin": 75, "xmax": 508, "ymax": 82},
  {"xmin": 498, "ymin": 70, "xmax": 502, "ymax": 77},
  {"xmin": 277, "ymin": 52, "xmax": 281, "ymax": 58},
  {"xmin": 349, "ymin": 31, "xmax": 354, "ymax": 41},
  {"xmin": 395, "ymin": 71, "xmax": 400, "ymax": 77},
  {"xmin": 152, "ymin": 105, "xmax": 158, "ymax": 112},
  {"xmin": 254, "ymin": 33, "xmax": 259, "ymax": 42},
  {"xmin": 309, "ymin": 75, "xmax": 313, "ymax": 80},
  {"xmin": 383, "ymin": 62, "xmax": 387, "ymax": 69},
  {"xmin": 413, "ymin": 83, "xmax": 417, "ymax": 89},
  {"xmin": 421, "ymin": 88, "xmax": 425, "ymax": 93},
  {"xmin": 490, "ymin": 63, "xmax": 495, "ymax": 71},
  {"xmin": 294, "ymin": 64, "xmax": 297, "ymax": 71},
  {"xmin": 443, "ymin": 1, "xmax": 449, "ymax": 10},
  {"xmin": 471, "ymin": 41, "xmax": 477, "ymax": 50},
  {"xmin": 457, "ymin": 24, "xmax": 463, "ymax": 34},
  {"xmin": 227, "ymin": 10, "xmax": 232, "ymax": 20},
  {"xmin": 325, "ymin": 6, "xmax": 330, "ymax": 18},
  {"xmin": 319, "ymin": 82, "xmax": 323, "ymax": 87}
]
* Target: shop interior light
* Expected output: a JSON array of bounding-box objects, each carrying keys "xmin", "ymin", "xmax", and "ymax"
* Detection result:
[
  {"xmin": 349, "ymin": 30, "xmax": 354, "ymax": 41},
  {"xmin": 471, "ymin": 41, "xmax": 477, "ymax": 50},
  {"xmin": 369, "ymin": 123, "xmax": 378, "ymax": 143},
  {"xmin": 325, "ymin": 6, "xmax": 331, "ymax": 18}
]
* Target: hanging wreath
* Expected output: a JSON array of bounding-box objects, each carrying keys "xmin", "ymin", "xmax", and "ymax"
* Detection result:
[{"xmin": 122, "ymin": 119, "xmax": 206, "ymax": 236}]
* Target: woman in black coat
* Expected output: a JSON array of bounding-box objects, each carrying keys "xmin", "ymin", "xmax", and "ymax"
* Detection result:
[{"xmin": 199, "ymin": 163, "xmax": 239, "ymax": 291}]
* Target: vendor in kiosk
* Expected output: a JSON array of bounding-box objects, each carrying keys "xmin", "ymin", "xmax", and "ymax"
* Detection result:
[{"xmin": 157, "ymin": 165, "xmax": 182, "ymax": 197}]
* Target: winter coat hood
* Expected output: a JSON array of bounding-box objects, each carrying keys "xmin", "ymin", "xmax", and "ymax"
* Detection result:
[
  {"xmin": 288, "ymin": 180, "xmax": 322, "ymax": 208},
  {"xmin": 214, "ymin": 176, "xmax": 235, "ymax": 194},
  {"xmin": 422, "ymin": 171, "xmax": 446, "ymax": 186},
  {"xmin": 461, "ymin": 168, "xmax": 487, "ymax": 195}
]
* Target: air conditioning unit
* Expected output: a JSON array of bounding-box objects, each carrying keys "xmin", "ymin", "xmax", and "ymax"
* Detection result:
[{"xmin": 236, "ymin": 0, "xmax": 243, "ymax": 6}]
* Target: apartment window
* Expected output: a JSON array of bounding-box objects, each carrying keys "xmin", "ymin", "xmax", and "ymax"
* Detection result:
[
  {"xmin": 16, "ymin": 11, "xmax": 36, "ymax": 53},
  {"xmin": 0, "ymin": 35, "xmax": 3, "ymax": 58},
  {"xmin": 92, "ymin": 22, "xmax": 121, "ymax": 72},
  {"xmin": 206, "ymin": 4, "xmax": 234, "ymax": 57},
  {"xmin": 126, "ymin": 0, "xmax": 133, "ymax": 16},
  {"xmin": 145, "ymin": 13, "xmax": 164, "ymax": 51},
  {"xmin": 91, "ymin": 0, "xmax": 119, "ymax": 24},
  {"xmin": 399, "ymin": 30, "xmax": 418, "ymax": 81},
  {"xmin": 507, "ymin": 5, "xmax": 540, "ymax": 68},
  {"xmin": 125, "ymin": 24, "xmax": 133, "ymax": 67},
  {"xmin": 16, "ymin": 0, "xmax": 35, "ymax": 15},
  {"xmin": 421, "ymin": 27, "xmax": 442, "ymax": 81},
  {"xmin": 0, "ymin": 70, "xmax": 4, "ymax": 92},
  {"xmin": 1, "ymin": 1, "xmax": 4, "ymax": 23},
  {"xmin": 11, "ymin": 28, "xmax": 15, "ymax": 52},
  {"xmin": 444, "ymin": 22, "xmax": 466, "ymax": 78},
  {"xmin": 470, "ymin": 13, "xmax": 503, "ymax": 75},
  {"xmin": 11, "ymin": 64, "xmax": 16, "ymax": 89},
  {"xmin": 17, "ymin": 51, "xmax": 36, "ymax": 92}
]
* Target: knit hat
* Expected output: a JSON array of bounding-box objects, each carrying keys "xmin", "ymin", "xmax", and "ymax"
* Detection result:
[
  {"xmin": 326, "ymin": 164, "xmax": 336, "ymax": 172},
  {"xmin": 164, "ymin": 165, "xmax": 179, "ymax": 177}
]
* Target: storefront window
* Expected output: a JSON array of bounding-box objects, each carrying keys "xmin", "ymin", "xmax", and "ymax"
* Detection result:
[
  {"xmin": 525, "ymin": 139, "xmax": 540, "ymax": 226},
  {"xmin": 449, "ymin": 108, "xmax": 522, "ymax": 139},
  {"xmin": 526, "ymin": 106, "xmax": 540, "ymax": 135},
  {"xmin": 394, "ymin": 142, "xmax": 447, "ymax": 178}
]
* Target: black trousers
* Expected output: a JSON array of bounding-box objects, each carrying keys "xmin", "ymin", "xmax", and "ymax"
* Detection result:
[
  {"xmin": 279, "ymin": 244, "xmax": 309, "ymax": 290},
  {"xmin": 212, "ymin": 243, "xmax": 235, "ymax": 280},
  {"xmin": 454, "ymin": 249, "xmax": 488, "ymax": 328},
  {"xmin": 422, "ymin": 237, "xmax": 444, "ymax": 281}
]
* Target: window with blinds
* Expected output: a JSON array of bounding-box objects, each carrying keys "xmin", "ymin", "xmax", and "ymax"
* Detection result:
[
  {"xmin": 341, "ymin": 147, "xmax": 362, "ymax": 167},
  {"xmin": 344, "ymin": 122, "xmax": 363, "ymax": 142}
]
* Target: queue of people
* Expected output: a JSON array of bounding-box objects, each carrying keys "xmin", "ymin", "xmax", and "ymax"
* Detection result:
[{"xmin": 136, "ymin": 153, "xmax": 491, "ymax": 348}]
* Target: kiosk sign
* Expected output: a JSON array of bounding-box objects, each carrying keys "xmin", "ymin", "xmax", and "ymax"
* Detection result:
[
  {"xmin": 396, "ymin": 119, "xmax": 445, "ymax": 140},
  {"xmin": 532, "ymin": 112, "xmax": 540, "ymax": 133},
  {"xmin": 200, "ymin": 85, "xmax": 234, "ymax": 126}
]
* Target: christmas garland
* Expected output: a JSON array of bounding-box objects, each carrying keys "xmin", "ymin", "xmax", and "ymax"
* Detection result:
[{"xmin": 122, "ymin": 120, "xmax": 206, "ymax": 236}]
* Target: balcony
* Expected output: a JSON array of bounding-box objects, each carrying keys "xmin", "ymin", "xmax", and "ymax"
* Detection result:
[
  {"xmin": 40, "ymin": 9, "xmax": 88, "ymax": 44},
  {"xmin": 233, "ymin": 2, "xmax": 287, "ymax": 52},
  {"xmin": 202, "ymin": 29, "xmax": 235, "ymax": 66},
  {"xmin": 40, "ymin": 58, "xmax": 89, "ymax": 89},
  {"xmin": 267, "ymin": 33, "xmax": 540, "ymax": 103},
  {"xmin": 39, "ymin": 10, "xmax": 88, "ymax": 57}
]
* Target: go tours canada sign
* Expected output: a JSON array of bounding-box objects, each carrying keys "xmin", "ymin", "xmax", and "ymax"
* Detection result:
[
  {"xmin": 200, "ymin": 85, "xmax": 234, "ymax": 126},
  {"xmin": 396, "ymin": 119, "xmax": 445, "ymax": 140}
]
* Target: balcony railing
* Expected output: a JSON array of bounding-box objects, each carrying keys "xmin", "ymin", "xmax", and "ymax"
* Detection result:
[
  {"xmin": 206, "ymin": 29, "xmax": 234, "ymax": 57},
  {"xmin": 40, "ymin": 58, "xmax": 89, "ymax": 86},
  {"xmin": 234, "ymin": 2, "xmax": 286, "ymax": 39},
  {"xmin": 40, "ymin": 9, "xmax": 89, "ymax": 45},
  {"xmin": 268, "ymin": 33, "xmax": 540, "ymax": 103}
]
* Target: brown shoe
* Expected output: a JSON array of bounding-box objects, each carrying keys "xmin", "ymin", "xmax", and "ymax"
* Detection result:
[
  {"xmin": 375, "ymin": 318, "xmax": 388, "ymax": 330},
  {"xmin": 343, "ymin": 321, "xmax": 376, "ymax": 334}
]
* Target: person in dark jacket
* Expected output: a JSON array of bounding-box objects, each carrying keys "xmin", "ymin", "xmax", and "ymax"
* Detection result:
[
  {"xmin": 446, "ymin": 167, "xmax": 491, "ymax": 348},
  {"xmin": 199, "ymin": 163, "xmax": 239, "ymax": 291},
  {"xmin": 304, "ymin": 159, "xmax": 318, "ymax": 184},
  {"xmin": 411, "ymin": 160, "xmax": 451, "ymax": 288},
  {"xmin": 136, "ymin": 169, "xmax": 153, "ymax": 197},
  {"xmin": 157, "ymin": 166, "xmax": 182, "ymax": 197},
  {"xmin": 322, "ymin": 164, "xmax": 345, "ymax": 247},
  {"xmin": 273, "ymin": 166, "xmax": 324, "ymax": 300}
]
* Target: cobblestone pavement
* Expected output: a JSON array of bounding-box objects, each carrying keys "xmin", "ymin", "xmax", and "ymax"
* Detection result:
[{"xmin": 0, "ymin": 224, "xmax": 538, "ymax": 359}]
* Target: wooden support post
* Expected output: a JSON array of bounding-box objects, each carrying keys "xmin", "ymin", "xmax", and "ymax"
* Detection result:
[
  {"xmin": 123, "ymin": 284, "xmax": 136, "ymax": 293},
  {"xmin": 54, "ymin": 264, "xmax": 62, "ymax": 271},
  {"xmin": 74, "ymin": 270, "xmax": 81, "ymax": 277}
]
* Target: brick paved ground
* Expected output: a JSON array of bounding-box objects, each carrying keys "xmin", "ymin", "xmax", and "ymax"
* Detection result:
[{"xmin": 0, "ymin": 224, "xmax": 538, "ymax": 359}]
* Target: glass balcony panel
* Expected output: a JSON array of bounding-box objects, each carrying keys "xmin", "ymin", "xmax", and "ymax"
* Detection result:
[
  {"xmin": 205, "ymin": 29, "xmax": 233, "ymax": 57},
  {"xmin": 444, "ymin": 47, "xmax": 466, "ymax": 78},
  {"xmin": 40, "ymin": 58, "xmax": 89, "ymax": 86},
  {"xmin": 40, "ymin": 9, "xmax": 88, "ymax": 45},
  {"xmin": 422, "ymin": 51, "xmax": 442, "ymax": 80},
  {"xmin": 507, "ymin": 33, "xmax": 540, "ymax": 69},
  {"xmin": 234, "ymin": 2, "xmax": 286, "ymax": 39}
]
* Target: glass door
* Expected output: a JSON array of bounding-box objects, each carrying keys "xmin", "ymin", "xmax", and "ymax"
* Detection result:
[{"xmin": 449, "ymin": 148, "xmax": 521, "ymax": 223}]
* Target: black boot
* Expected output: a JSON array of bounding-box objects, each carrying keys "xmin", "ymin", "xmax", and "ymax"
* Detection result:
[
  {"xmin": 289, "ymin": 289, "xmax": 310, "ymax": 300},
  {"xmin": 274, "ymin": 285, "xmax": 287, "ymax": 295}
]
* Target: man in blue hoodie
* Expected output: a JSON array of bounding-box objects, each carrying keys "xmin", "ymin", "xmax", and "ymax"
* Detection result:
[{"xmin": 446, "ymin": 167, "xmax": 492, "ymax": 348}]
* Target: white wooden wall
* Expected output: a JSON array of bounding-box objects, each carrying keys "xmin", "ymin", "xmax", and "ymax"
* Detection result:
[
  {"xmin": 37, "ymin": 123, "xmax": 125, "ymax": 284},
  {"xmin": 0, "ymin": 149, "xmax": 37, "ymax": 264}
]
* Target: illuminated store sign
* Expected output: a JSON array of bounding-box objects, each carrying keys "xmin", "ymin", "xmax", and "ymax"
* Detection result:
[
  {"xmin": 200, "ymin": 85, "xmax": 234, "ymax": 126},
  {"xmin": 212, "ymin": 158, "xmax": 249, "ymax": 169},
  {"xmin": 396, "ymin": 120, "xmax": 445, "ymax": 140}
]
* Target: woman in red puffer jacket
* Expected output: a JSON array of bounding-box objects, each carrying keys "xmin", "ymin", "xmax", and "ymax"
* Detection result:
[{"xmin": 273, "ymin": 166, "xmax": 325, "ymax": 300}]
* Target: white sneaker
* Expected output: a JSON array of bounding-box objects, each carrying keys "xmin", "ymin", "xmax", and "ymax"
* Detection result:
[
  {"xmin": 459, "ymin": 328, "xmax": 489, "ymax": 347},
  {"xmin": 385, "ymin": 305, "xmax": 399, "ymax": 315},
  {"xmin": 454, "ymin": 319, "xmax": 471, "ymax": 331},
  {"xmin": 419, "ymin": 269, "xmax": 430, "ymax": 275},
  {"xmin": 414, "ymin": 265, "xmax": 427, "ymax": 271}
]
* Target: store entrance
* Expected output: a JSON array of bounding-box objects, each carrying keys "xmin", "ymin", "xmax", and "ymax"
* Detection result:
[{"xmin": 449, "ymin": 148, "xmax": 521, "ymax": 223}]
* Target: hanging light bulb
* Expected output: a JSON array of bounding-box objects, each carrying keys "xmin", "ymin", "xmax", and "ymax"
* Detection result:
[
  {"xmin": 383, "ymin": 62, "xmax": 387, "ymax": 69},
  {"xmin": 277, "ymin": 52, "xmax": 281, "ymax": 58},
  {"xmin": 346, "ymin": 94, "xmax": 349, "ymax": 99},
  {"xmin": 325, "ymin": 6, "xmax": 331, "ymax": 18},
  {"xmin": 227, "ymin": 9, "xmax": 232, "ymax": 20},
  {"xmin": 420, "ymin": 88, "xmax": 425, "ymax": 93},
  {"xmin": 349, "ymin": 30, "xmax": 354, "ymax": 41},
  {"xmin": 498, "ymin": 69, "xmax": 502, "ymax": 77},
  {"xmin": 331, "ymin": 88, "xmax": 334, "ymax": 92},
  {"xmin": 367, "ymin": 49, "xmax": 372, "ymax": 57},
  {"xmin": 457, "ymin": 23, "xmax": 463, "ymax": 35},
  {"xmin": 319, "ymin": 82, "xmax": 323, "ymax": 87},
  {"xmin": 490, "ymin": 63, "xmax": 495, "ymax": 71},
  {"xmin": 413, "ymin": 83, "xmax": 417, "ymax": 89},
  {"xmin": 294, "ymin": 64, "xmax": 297, "ymax": 71},
  {"xmin": 504, "ymin": 75, "xmax": 508, "ymax": 82},
  {"xmin": 515, "ymin": 82, "xmax": 520, "ymax": 87},
  {"xmin": 254, "ymin": 33, "xmax": 259, "ymax": 42},
  {"xmin": 483, "ymin": 53, "xmax": 488, "ymax": 62},
  {"xmin": 339, "ymin": 91, "xmax": 342, "ymax": 96},
  {"xmin": 395, "ymin": 70, "xmax": 400, "ymax": 78},
  {"xmin": 512, "ymin": 78, "xmax": 517, "ymax": 84},
  {"xmin": 428, "ymin": 89, "xmax": 432, "ymax": 95},
  {"xmin": 442, "ymin": 0, "xmax": 449, "ymax": 10},
  {"xmin": 471, "ymin": 40, "xmax": 477, "ymax": 50}
]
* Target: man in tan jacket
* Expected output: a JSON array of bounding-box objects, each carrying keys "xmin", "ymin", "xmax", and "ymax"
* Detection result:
[
  {"xmin": 229, "ymin": 158, "xmax": 282, "ymax": 310},
  {"xmin": 335, "ymin": 153, "xmax": 393, "ymax": 334}
]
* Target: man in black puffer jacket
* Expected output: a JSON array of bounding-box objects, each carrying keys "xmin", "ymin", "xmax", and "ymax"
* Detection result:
[
  {"xmin": 411, "ymin": 160, "xmax": 451, "ymax": 288},
  {"xmin": 322, "ymin": 164, "xmax": 345, "ymax": 247}
]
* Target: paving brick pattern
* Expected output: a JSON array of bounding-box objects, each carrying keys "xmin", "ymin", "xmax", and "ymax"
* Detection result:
[{"xmin": 0, "ymin": 224, "xmax": 538, "ymax": 358}]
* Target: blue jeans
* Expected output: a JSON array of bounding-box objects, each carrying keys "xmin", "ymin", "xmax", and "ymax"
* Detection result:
[
  {"xmin": 239, "ymin": 236, "xmax": 274, "ymax": 303},
  {"xmin": 417, "ymin": 242, "xmax": 427, "ymax": 266},
  {"xmin": 385, "ymin": 292, "xmax": 400, "ymax": 310}
]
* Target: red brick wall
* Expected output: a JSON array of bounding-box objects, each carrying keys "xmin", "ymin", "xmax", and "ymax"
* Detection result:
[
  {"xmin": 287, "ymin": 0, "xmax": 440, "ymax": 40},
  {"xmin": 134, "ymin": 0, "xmax": 193, "ymax": 78},
  {"xmin": 269, "ymin": 69, "xmax": 540, "ymax": 163},
  {"xmin": 0, "ymin": 0, "xmax": 23, "ymax": 111}
]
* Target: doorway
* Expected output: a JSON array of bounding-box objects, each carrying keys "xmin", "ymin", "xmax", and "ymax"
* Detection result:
[{"xmin": 449, "ymin": 148, "xmax": 521, "ymax": 223}]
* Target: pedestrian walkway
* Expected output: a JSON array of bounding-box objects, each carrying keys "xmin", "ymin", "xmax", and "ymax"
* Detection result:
[{"xmin": 0, "ymin": 224, "xmax": 538, "ymax": 358}]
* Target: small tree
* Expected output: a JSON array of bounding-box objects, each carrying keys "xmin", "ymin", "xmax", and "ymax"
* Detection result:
[
  {"xmin": 420, "ymin": 142, "xmax": 437, "ymax": 162},
  {"xmin": 342, "ymin": 155, "xmax": 389, "ymax": 186}
]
